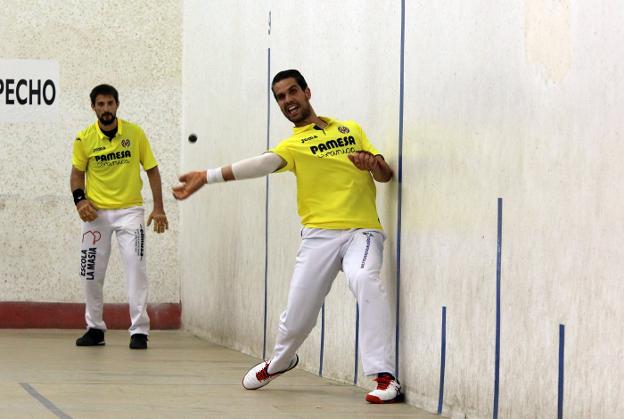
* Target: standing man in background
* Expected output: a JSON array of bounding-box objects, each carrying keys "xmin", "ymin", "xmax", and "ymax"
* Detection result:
[
  {"xmin": 70, "ymin": 84, "xmax": 168, "ymax": 350},
  {"xmin": 172, "ymin": 70, "xmax": 402, "ymax": 404}
]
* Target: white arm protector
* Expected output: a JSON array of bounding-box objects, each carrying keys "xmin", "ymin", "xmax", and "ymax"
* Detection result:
[{"xmin": 231, "ymin": 152, "xmax": 284, "ymax": 180}]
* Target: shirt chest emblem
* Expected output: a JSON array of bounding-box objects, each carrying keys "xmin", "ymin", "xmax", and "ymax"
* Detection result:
[{"xmin": 338, "ymin": 126, "xmax": 350, "ymax": 134}]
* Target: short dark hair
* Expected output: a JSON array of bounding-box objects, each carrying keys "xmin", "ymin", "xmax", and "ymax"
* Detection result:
[
  {"xmin": 90, "ymin": 84, "xmax": 119, "ymax": 105},
  {"xmin": 271, "ymin": 69, "xmax": 308, "ymax": 94}
]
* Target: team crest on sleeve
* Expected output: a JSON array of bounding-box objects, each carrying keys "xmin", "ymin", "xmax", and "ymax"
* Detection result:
[
  {"xmin": 338, "ymin": 126, "xmax": 350, "ymax": 134},
  {"xmin": 121, "ymin": 139, "xmax": 131, "ymax": 148}
]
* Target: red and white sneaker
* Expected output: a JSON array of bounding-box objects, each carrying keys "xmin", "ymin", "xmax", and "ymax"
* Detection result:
[
  {"xmin": 366, "ymin": 374, "xmax": 404, "ymax": 404},
  {"xmin": 242, "ymin": 355, "xmax": 299, "ymax": 390}
]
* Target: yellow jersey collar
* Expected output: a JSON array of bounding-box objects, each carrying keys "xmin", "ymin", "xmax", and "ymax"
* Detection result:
[
  {"xmin": 95, "ymin": 118, "xmax": 124, "ymax": 140},
  {"xmin": 292, "ymin": 116, "xmax": 335, "ymax": 135}
]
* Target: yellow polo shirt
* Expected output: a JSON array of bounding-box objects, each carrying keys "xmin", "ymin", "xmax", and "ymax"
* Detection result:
[
  {"xmin": 271, "ymin": 117, "xmax": 383, "ymax": 229},
  {"xmin": 72, "ymin": 119, "xmax": 157, "ymax": 209}
]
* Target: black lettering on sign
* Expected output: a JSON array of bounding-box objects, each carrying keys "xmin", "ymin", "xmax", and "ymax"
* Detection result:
[
  {"xmin": 6, "ymin": 79, "xmax": 15, "ymax": 104},
  {"xmin": 29, "ymin": 79, "xmax": 41, "ymax": 105},
  {"xmin": 43, "ymin": 80, "xmax": 55, "ymax": 105},
  {"xmin": 16, "ymin": 79, "xmax": 27, "ymax": 104},
  {"xmin": 0, "ymin": 78, "xmax": 56, "ymax": 106}
]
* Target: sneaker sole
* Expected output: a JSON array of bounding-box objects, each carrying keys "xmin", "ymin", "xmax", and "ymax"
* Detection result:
[
  {"xmin": 76, "ymin": 342, "xmax": 105, "ymax": 347},
  {"xmin": 242, "ymin": 355, "xmax": 299, "ymax": 390},
  {"xmin": 365, "ymin": 393, "xmax": 404, "ymax": 404}
]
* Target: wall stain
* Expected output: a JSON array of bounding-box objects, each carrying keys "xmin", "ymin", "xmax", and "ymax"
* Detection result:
[{"xmin": 525, "ymin": 0, "xmax": 572, "ymax": 83}]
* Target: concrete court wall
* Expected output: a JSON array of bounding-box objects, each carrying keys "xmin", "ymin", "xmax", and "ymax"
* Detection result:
[
  {"xmin": 0, "ymin": 1, "xmax": 182, "ymax": 305},
  {"xmin": 180, "ymin": 1, "xmax": 624, "ymax": 418}
]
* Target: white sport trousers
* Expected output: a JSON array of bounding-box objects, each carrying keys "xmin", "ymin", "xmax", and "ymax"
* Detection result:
[
  {"xmin": 79, "ymin": 206, "xmax": 150, "ymax": 335},
  {"xmin": 267, "ymin": 228, "xmax": 396, "ymax": 377}
]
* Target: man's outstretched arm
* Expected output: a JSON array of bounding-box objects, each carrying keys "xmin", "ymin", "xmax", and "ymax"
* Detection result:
[{"xmin": 172, "ymin": 152, "xmax": 286, "ymax": 200}]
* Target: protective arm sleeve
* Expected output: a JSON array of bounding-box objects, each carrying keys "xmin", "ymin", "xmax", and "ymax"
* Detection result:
[{"xmin": 230, "ymin": 152, "xmax": 284, "ymax": 180}]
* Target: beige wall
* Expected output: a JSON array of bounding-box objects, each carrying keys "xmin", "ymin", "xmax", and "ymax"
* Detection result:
[{"xmin": 0, "ymin": 0, "xmax": 182, "ymax": 303}]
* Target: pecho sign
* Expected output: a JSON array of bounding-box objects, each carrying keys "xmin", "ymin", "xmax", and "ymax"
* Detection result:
[{"xmin": 0, "ymin": 59, "xmax": 59, "ymax": 122}]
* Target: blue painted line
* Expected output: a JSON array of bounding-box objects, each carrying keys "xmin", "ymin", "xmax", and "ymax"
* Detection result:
[
  {"xmin": 437, "ymin": 306, "xmax": 447, "ymax": 415},
  {"xmin": 21, "ymin": 383, "xmax": 72, "ymax": 419},
  {"xmin": 319, "ymin": 303, "xmax": 325, "ymax": 376},
  {"xmin": 395, "ymin": 0, "xmax": 406, "ymax": 381},
  {"xmin": 262, "ymin": 46, "xmax": 271, "ymax": 360},
  {"xmin": 558, "ymin": 324, "xmax": 565, "ymax": 419},
  {"xmin": 354, "ymin": 303, "xmax": 360, "ymax": 385},
  {"xmin": 493, "ymin": 197, "xmax": 503, "ymax": 419}
]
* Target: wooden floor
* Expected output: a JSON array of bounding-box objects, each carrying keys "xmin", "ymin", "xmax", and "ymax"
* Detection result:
[{"xmin": 0, "ymin": 330, "xmax": 441, "ymax": 418}]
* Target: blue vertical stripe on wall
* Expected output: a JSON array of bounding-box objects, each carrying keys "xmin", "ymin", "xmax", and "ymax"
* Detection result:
[
  {"xmin": 395, "ymin": 0, "xmax": 406, "ymax": 381},
  {"xmin": 558, "ymin": 324, "xmax": 565, "ymax": 419},
  {"xmin": 319, "ymin": 303, "xmax": 325, "ymax": 376},
  {"xmin": 262, "ymin": 45, "xmax": 271, "ymax": 360},
  {"xmin": 493, "ymin": 198, "xmax": 503, "ymax": 419},
  {"xmin": 437, "ymin": 306, "xmax": 447, "ymax": 415},
  {"xmin": 354, "ymin": 303, "xmax": 360, "ymax": 385}
]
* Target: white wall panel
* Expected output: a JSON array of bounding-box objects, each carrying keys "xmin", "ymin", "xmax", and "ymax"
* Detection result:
[
  {"xmin": 181, "ymin": 1, "xmax": 624, "ymax": 417},
  {"xmin": 180, "ymin": 0, "xmax": 270, "ymax": 354}
]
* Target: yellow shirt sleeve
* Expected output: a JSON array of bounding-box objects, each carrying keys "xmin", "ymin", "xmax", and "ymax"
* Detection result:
[
  {"xmin": 72, "ymin": 135, "xmax": 88, "ymax": 171},
  {"xmin": 271, "ymin": 139, "xmax": 295, "ymax": 173},
  {"xmin": 138, "ymin": 128, "xmax": 158, "ymax": 170},
  {"xmin": 356, "ymin": 122, "xmax": 380, "ymax": 156}
]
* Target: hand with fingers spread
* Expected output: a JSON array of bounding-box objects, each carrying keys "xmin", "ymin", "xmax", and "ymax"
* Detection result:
[
  {"xmin": 147, "ymin": 209, "xmax": 168, "ymax": 233},
  {"xmin": 172, "ymin": 170, "xmax": 207, "ymax": 200},
  {"xmin": 76, "ymin": 200, "xmax": 98, "ymax": 222}
]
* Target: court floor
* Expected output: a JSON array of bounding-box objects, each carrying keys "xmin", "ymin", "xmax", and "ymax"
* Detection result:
[{"xmin": 0, "ymin": 330, "xmax": 440, "ymax": 418}]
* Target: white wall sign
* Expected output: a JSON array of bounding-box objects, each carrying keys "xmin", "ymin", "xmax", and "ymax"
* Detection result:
[{"xmin": 0, "ymin": 59, "xmax": 59, "ymax": 123}]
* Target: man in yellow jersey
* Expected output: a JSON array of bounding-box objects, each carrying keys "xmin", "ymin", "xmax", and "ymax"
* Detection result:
[
  {"xmin": 70, "ymin": 84, "xmax": 168, "ymax": 350},
  {"xmin": 172, "ymin": 70, "xmax": 401, "ymax": 403}
]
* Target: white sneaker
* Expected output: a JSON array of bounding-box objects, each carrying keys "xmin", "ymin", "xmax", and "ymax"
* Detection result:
[
  {"xmin": 242, "ymin": 355, "xmax": 299, "ymax": 390},
  {"xmin": 366, "ymin": 374, "xmax": 404, "ymax": 404}
]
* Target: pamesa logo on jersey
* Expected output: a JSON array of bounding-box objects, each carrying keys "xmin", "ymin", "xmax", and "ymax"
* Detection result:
[
  {"xmin": 309, "ymin": 135, "xmax": 356, "ymax": 157},
  {"xmin": 94, "ymin": 150, "xmax": 131, "ymax": 162},
  {"xmin": 93, "ymin": 149, "xmax": 132, "ymax": 168},
  {"xmin": 121, "ymin": 139, "xmax": 130, "ymax": 148},
  {"xmin": 338, "ymin": 126, "xmax": 350, "ymax": 134}
]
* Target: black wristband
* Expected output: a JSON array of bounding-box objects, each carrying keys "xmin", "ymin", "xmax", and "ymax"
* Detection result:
[{"xmin": 72, "ymin": 188, "xmax": 86, "ymax": 205}]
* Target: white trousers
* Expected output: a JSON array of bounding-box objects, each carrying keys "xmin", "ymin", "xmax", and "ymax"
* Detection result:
[
  {"xmin": 268, "ymin": 228, "xmax": 395, "ymax": 377},
  {"xmin": 79, "ymin": 206, "xmax": 150, "ymax": 335}
]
